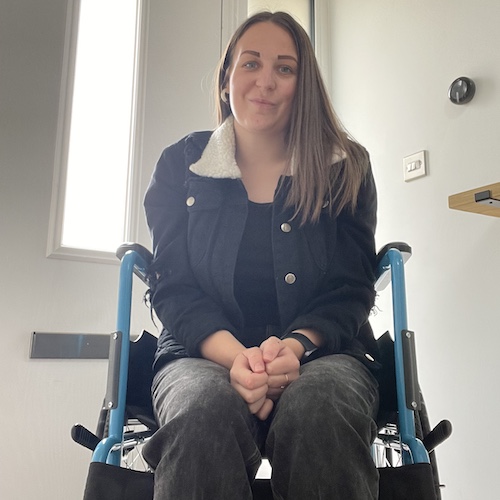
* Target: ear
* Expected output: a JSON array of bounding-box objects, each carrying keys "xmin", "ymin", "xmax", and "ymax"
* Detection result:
[{"xmin": 220, "ymin": 89, "xmax": 229, "ymax": 103}]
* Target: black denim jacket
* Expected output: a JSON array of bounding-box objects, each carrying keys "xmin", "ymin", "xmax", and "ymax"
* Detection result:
[{"xmin": 144, "ymin": 119, "xmax": 379, "ymax": 373}]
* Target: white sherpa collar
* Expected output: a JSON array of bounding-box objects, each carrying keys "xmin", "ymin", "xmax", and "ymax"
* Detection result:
[
  {"xmin": 189, "ymin": 117, "xmax": 241, "ymax": 179},
  {"xmin": 188, "ymin": 116, "xmax": 346, "ymax": 179}
]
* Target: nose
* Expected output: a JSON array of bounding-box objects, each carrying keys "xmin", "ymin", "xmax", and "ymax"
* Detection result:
[{"xmin": 256, "ymin": 66, "xmax": 276, "ymax": 90}]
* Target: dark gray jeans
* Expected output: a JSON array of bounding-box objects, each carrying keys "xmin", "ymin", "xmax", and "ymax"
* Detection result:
[{"xmin": 143, "ymin": 355, "xmax": 379, "ymax": 499}]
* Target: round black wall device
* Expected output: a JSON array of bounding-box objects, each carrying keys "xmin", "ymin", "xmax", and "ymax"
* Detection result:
[{"xmin": 448, "ymin": 77, "xmax": 476, "ymax": 105}]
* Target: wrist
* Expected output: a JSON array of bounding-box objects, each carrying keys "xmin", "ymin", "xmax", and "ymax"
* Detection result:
[
  {"xmin": 200, "ymin": 330, "xmax": 245, "ymax": 369},
  {"xmin": 282, "ymin": 331, "xmax": 320, "ymax": 362},
  {"xmin": 282, "ymin": 337, "xmax": 306, "ymax": 360}
]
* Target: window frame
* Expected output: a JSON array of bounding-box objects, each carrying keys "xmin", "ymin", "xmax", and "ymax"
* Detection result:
[
  {"xmin": 311, "ymin": 0, "xmax": 332, "ymax": 92},
  {"xmin": 47, "ymin": 0, "xmax": 149, "ymax": 264}
]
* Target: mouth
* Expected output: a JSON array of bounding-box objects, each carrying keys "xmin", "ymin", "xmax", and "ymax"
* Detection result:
[{"xmin": 249, "ymin": 98, "xmax": 275, "ymax": 107}]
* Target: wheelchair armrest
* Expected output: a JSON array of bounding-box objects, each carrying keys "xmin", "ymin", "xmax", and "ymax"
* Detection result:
[
  {"xmin": 375, "ymin": 242, "xmax": 412, "ymax": 291},
  {"xmin": 116, "ymin": 242, "xmax": 153, "ymax": 266},
  {"xmin": 116, "ymin": 243, "xmax": 153, "ymax": 286}
]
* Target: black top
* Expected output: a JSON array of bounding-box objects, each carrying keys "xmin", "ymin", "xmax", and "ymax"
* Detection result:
[{"xmin": 234, "ymin": 201, "xmax": 280, "ymax": 345}]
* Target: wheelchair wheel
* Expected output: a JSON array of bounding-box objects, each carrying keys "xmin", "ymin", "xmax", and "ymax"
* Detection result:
[
  {"xmin": 98, "ymin": 406, "xmax": 154, "ymax": 473},
  {"xmin": 374, "ymin": 395, "xmax": 447, "ymax": 500},
  {"xmin": 119, "ymin": 419, "xmax": 154, "ymax": 472}
]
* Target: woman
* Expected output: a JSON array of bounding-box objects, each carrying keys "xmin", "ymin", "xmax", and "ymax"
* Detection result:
[{"xmin": 143, "ymin": 11, "xmax": 380, "ymax": 499}]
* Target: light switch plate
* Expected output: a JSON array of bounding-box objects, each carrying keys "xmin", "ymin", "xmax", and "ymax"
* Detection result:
[{"xmin": 404, "ymin": 151, "xmax": 427, "ymax": 182}]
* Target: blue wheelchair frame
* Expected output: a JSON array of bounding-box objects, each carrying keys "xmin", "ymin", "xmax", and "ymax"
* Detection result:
[
  {"xmin": 91, "ymin": 249, "xmax": 150, "ymax": 466},
  {"xmin": 376, "ymin": 248, "xmax": 429, "ymax": 466},
  {"xmin": 91, "ymin": 242, "xmax": 431, "ymax": 469}
]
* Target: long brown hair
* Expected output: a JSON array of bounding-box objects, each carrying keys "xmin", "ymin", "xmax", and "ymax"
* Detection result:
[{"xmin": 215, "ymin": 11, "xmax": 369, "ymax": 223}]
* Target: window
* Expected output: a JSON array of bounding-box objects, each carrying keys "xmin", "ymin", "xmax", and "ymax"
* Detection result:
[
  {"xmin": 48, "ymin": 0, "xmax": 147, "ymax": 262},
  {"xmin": 248, "ymin": 0, "xmax": 314, "ymax": 37}
]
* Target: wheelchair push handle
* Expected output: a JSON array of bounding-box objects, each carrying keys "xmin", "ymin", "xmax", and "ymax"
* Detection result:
[
  {"xmin": 375, "ymin": 242, "xmax": 412, "ymax": 291},
  {"xmin": 116, "ymin": 243, "xmax": 153, "ymax": 285}
]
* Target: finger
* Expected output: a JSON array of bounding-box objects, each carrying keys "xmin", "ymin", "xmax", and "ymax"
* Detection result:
[
  {"xmin": 247, "ymin": 395, "xmax": 268, "ymax": 415},
  {"xmin": 266, "ymin": 372, "xmax": 296, "ymax": 401},
  {"xmin": 231, "ymin": 364, "xmax": 268, "ymax": 391},
  {"xmin": 230, "ymin": 369, "xmax": 269, "ymax": 405},
  {"xmin": 234, "ymin": 382, "xmax": 269, "ymax": 405},
  {"xmin": 231, "ymin": 352, "xmax": 268, "ymax": 386},
  {"xmin": 260, "ymin": 336, "xmax": 284, "ymax": 363},
  {"xmin": 243, "ymin": 347, "xmax": 266, "ymax": 373},
  {"xmin": 267, "ymin": 372, "xmax": 296, "ymax": 389},
  {"xmin": 265, "ymin": 353, "xmax": 300, "ymax": 376},
  {"xmin": 254, "ymin": 398, "xmax": 274, "ymax": 421},
  {"xmin": 266, "ymin": 387, "xmax": 284, "ymax": 401}
]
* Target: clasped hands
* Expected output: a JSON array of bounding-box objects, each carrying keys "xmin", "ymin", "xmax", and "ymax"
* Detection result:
[{"xmin": 230, "ymin": 336, "xmax": 300, "ymax": 420}]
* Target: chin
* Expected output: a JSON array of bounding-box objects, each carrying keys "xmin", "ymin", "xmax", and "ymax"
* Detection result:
[{"xmin": 237, "ymin": 117, "xmax": 287, "ymax": 136}]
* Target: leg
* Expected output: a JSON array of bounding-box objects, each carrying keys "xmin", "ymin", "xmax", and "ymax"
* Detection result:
[
  {"xmin": 142, "ymin": 358, "xmax": 264, "ymax": 500},
  {"xmin": 266, "ymin": 354, "xmax": 379, "ymax": 500}
]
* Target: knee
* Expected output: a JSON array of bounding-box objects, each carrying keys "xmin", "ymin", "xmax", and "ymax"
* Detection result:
[
  {"xmin": 152, "ymin": 359, "xmax": 251, "ymax": 431},
  {"xmin": 272, "ymin": 355, "xmax": 378, "ymax": 434},
  {"xmin": 163, "ymin": 374, "xmax": 244, "ymax": 424},
  {"xmin": 145, "ymin": 365, "xmax": 250, "ymax": 467},
  {"xmin": 188, "ymin": 376, "xmax": 247, "ymax": 425},
  {"xmin": 274, "ymin": 375, "xmax": 339, "ymax": 433}
]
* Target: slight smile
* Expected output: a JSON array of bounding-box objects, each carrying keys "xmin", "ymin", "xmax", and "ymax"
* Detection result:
[{"xmin": 249, "ymin": 98, "xmax": 276, "ymax": 108}]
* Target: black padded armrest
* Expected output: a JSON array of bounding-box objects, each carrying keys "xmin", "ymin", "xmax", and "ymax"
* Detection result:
[
  {"xmin": 116, "ymin": 243, "xmax": 153, "ymax": 286},
  {"xmin": 376, "ymin": 242, "xmax": 412, "ymax": 268},
  {"xmin": 375, "ymin": 242, "xmax": 412, "ymax": 291},
  {"xmin": 116, "ymin": 243, "xmax": 153, "ymax": 267}
]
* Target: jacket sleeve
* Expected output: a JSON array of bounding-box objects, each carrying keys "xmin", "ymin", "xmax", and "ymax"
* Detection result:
[
  {"xmin": 283, "ymin": 163, "xmax": 377, "ymax": 355},
  {"xmin": 144, "ymin": 139, "xmax": 237, "ymax": 357}
]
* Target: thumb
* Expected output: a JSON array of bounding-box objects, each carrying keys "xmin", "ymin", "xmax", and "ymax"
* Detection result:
[{"xmin": 244, "ymin": 347, "xmax": 266, "ymax": 373}]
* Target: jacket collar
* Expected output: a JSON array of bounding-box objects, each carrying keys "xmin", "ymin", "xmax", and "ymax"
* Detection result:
[
  {"xmin": 188, "ymin": 116, "xmax": 346, "ymax": 179},
  {"xmin": 189, "ymin": 117, "xmax": 241, "ymax": 179}
]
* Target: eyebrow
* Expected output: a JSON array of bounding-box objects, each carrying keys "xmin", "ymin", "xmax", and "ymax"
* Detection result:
[{"xmin": 241, "ymin": 50, "xmax": 298, "ymax": 63}]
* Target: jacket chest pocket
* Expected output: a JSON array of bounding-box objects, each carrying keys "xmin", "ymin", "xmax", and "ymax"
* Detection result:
[
  {"xmin": 302, "ymin": 216, "xmax": 336, "ymax": 274},
  {"xmin": 185, "ymin": 179, "xmax": 224, "ymax": 268}
]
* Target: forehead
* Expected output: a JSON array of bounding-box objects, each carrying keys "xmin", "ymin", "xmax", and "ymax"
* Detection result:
[{"xmin": 234, "ymin": 22, "xmax": 297, "ymax": 58}]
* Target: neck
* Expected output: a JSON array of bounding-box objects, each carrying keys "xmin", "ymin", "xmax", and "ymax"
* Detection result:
[
  {"xmin": 233, "ymin": 126, "xmax": 289, "ymax": 203},
  {"xmin": 233, "ymin": 126, "xmax": 289, "ymax": 174}
]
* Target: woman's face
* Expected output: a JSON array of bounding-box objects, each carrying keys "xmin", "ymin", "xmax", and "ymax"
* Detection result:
[{"xmin": 226, "ymin": 22, "xmax": 298, "ymax": 141}]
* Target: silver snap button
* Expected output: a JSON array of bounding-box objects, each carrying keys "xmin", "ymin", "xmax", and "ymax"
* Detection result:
[
  {"xmin": 284, "ymin": 273, "xmax": 296, "ymax": 284},
  {"xmin": 322, "ymin": 200, "xmax": 330, "ymax": 209},
  {"xmin": 186, "ymin": 196, "xmax": 195, "ymax": 207},
  {"xmin": 280, "ymin": 222, "xmax": 292, "ymax": 233}
]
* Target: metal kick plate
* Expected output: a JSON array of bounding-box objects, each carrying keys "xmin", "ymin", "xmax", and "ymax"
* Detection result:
[{"xmin": 30, "ymin": 332, "xmax": 110, "ymax": 359}]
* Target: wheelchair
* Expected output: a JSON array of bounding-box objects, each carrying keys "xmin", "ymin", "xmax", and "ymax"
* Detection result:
[{"xmin": 73, "ymin": 242, "xmax": 452, "ymax": 500}]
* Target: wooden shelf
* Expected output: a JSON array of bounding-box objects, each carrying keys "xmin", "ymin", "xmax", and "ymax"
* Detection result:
[{"xmin": 449, "ymin": 182, "xmax": 500, "ymax": 218}]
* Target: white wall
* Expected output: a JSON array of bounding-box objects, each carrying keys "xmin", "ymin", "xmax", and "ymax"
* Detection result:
[
  {"xmin": 329, "ymin": 1, "xmax": 500, "ymax": 499},
  {"xmin": 0, "ymin": 0, "xmax": 225, "ymax": 498}
]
